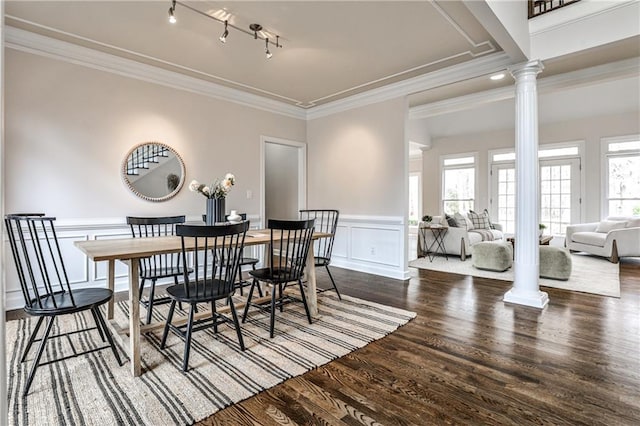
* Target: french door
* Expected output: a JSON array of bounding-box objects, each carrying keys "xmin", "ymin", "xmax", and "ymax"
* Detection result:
[{"xmin": 490, "ymin": 158, "xmax": 581, "ymax": 235}]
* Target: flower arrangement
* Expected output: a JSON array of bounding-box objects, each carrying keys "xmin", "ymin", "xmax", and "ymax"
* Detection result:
[{"xmin": 189, "ymin": 173, "xmax": 235, "ymax": 199}]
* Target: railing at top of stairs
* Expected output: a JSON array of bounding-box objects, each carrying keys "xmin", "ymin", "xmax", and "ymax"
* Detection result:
[
  {"xmin": 126, "ymin": 144, "xmax": 169, "ymax": 176},
  {"xmin": 528, "ymin": 0, "xmax": 581, "ymax": 18}
]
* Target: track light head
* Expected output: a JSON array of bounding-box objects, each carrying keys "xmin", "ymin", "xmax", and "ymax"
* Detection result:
[
  {"xmin": 168, "ymin": 1, "xmax": 176, "ymax": 24},
  {"xmin": 265, "ymin": 38, "xmax": 272, "ymax": 59},
  {"xmin": 250, "ymin": 23, "xmax": 263, "ymax": 39},
  {"xmin": 219, "ymin": 20, "xmax": 229, "ymax": 43}
]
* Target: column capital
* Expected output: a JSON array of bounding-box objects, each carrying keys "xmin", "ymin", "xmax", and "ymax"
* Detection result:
[{"xmin": 509, "ymin": 59, "xmax": 544, "ymax": 80}]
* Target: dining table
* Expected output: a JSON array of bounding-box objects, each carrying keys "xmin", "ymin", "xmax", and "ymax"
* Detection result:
[{"xmin": 75, "ymin": 228, "xmax": 331, "ymax": 377}]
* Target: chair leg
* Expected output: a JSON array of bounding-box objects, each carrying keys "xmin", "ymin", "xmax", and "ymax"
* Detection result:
[
  {"xmin": 182, "ymin": 305, "xmax": 196, "ymax": 372},
  {"xmin": 297, "ymin": 279, "xmax": 313, "ymax": 324},
  {"xmin": 174, "ymin": 276, "xmax": 183, "ymax": 311},
  {"xmin": 242, "ymin": 279, "xmax": 258, "ymax": 323},
  {"xmin": 90, "ymin": 308, "xmax": 106, "ymax": 342},
  {"xmin": 138, "ymin": 277, "xmax": 147, "ymax": 300},
  {"xmin": 146, "ymin": 279, "xmax": 158, "ymax": 325},
  {"xmin": 269, "ymin": 284, "xmax": 277, "ymax": 338},
  {"xmin": 160, "ymin": 300, "xmax": 177, "ymax": 349},
  {"xmin": 279, "ymin": 283, "xmax": 284, "ymax": 312},
  {"xmin": 228, "ymin": 296, "xmax": 245, "ymax": 351},
  {"xmin": 238, "ymin": 268, "xmax": 245, "ymax": 296},
  {"xmin": 21, "ymin": 316, "xmax": 45, "ymax": 363},
  {"xmin": 325, "ymin": 265, "xmax": 341, "ymax": 300},
  {"xmin": 211, "ymin": 301, "xmax": 218, "ymax": 334},
  {"xmin": 23, "ymin": 315, "xmax": 56, "ymax": 396},
  {"xmin": 254, "ymin": 265, "xmax": 264, "ymax": 297},
  {"xmin": 93, "ymin": 307, "xmax": 123, "ymax": 366}
]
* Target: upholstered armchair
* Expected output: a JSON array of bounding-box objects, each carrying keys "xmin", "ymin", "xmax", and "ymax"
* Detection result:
[{"xmin": 565, "ymin": 216, "xmax": 640, "ymax": 263}]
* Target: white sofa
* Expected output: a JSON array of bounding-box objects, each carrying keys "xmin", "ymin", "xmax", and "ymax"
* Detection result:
[
  {"xmin": 419, "ymin": 215, "xmax": 504, "ymax": 261},
  {"xmin": 565, "ymin": 216, "xmax": 640, "ymax": 263}
]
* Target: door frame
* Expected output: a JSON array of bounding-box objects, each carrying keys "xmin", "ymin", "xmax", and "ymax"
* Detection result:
[{"xmin": 260, "ymin": 136, "xmax": 307, "ymax": 226}]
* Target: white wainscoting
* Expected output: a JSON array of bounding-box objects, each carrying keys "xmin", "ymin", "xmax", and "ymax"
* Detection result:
[
  {"xmin": 331, "ymin": 215, "xmax": 410, "ymax": 281},
  {"xmin": 4, "ymin": 214, "xmax": 408, "ymax": 310},
  {"xmin": 3, "ymin": 216, "xmax": 264, "ymax": 311}
]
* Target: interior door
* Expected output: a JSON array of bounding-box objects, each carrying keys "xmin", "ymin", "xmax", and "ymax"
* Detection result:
[{"xmin": 262, "ymin": 138, "xmax": 307, "ymax": 223}]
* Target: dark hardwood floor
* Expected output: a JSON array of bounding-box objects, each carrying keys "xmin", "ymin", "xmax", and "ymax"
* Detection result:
[
  {"xmin": 197, "ymin": 259, "xmax": 640, "ymax": 426},
  {"xmin": 6, "ymin": 258, "xmax": 639, "ymax": 424}
]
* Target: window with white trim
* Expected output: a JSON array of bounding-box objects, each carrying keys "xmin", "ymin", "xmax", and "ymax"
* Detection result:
[
  {"xmin": 442, "ymin": 154, "xmax": 475, "ymax": 214},
  {"xmin": 489, "ymin": 142, "xmax": 583, "ymax": 234},
  {"xmin": 408, "ymin": 172, "xmax": 422, "ymax": 226},
  {"xmin": 603, "ymin": 136, "xmax": 640, "ymax": 217}
]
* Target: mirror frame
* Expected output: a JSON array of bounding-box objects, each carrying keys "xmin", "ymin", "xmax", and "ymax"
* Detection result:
[{"xmin": 121, "ymin": 142, "xmax": 186, "ymax": 202}]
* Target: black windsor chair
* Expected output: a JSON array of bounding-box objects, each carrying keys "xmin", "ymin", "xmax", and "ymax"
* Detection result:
[
  {"xmin": 160, "ymin": 221, "xmax": 250, "ymax": 371},
  {"xmin": 241, "ymin": 218, "xmax": 315, "ymax": 338},
  {"xmin": 299, "ymin": 209, "xmax": 341, "ymax": 300},
  {"xmin": 5, "ymin": 214, "xmax": 122, "ymax": 396},
  {"xmin": 126, "ymin": 216, "xmax": 192, "ymax": 324},
  {"xmin": 201, "ymin": 212, "xmax": 261, "ymax": 297}
]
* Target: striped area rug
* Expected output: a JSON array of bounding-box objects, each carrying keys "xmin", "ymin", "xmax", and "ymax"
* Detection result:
[{"xmin": 6, "ymin": 293, "xmax": 416, "ymax": 425}]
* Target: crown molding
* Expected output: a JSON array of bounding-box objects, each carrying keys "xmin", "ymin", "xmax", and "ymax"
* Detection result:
[
  {"xmin": 305, "ymin": 52, "xmax": 513, "ymax": 120},
  {"xmin": 4, "ymin": 26, "xmax": 307, "ymax": 120},
  {"xmin": 409, "ymin": 56, "xmax": 640, "ymax": 119}
]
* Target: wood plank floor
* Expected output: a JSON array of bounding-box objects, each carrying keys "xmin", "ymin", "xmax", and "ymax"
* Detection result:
[{"xmin": 197, "ymin": 258, "xmax": 640, "ymax": 426}]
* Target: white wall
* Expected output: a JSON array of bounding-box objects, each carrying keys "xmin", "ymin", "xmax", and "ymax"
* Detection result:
[
  {"xmin": 5, "ymin": 49, "xmax": 306, "ymax": 219},
  {"xmin": 422, "ymin": 111, "xmax": 640, "ymax": 222},
  {"xmin": 306, "ymin": 97, "xmax": 409, "ymax": 279}
]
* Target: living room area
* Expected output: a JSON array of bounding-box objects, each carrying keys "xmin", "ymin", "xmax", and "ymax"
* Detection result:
[{"xmin": 406, "ymin": 40, "xmax": 639, "ymax": 295}]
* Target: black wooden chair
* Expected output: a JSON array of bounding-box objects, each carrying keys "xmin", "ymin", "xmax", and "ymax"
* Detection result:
[
  {"xmin": 242, "ymin": 219, "xmax": 315, "ymax": 338},
  {"xmin": 299, "ymin": 209, "xmax": 341, "ymax": 300},
  {"xmin": 160, "ymin": 221, "xmax": 250, "ymax": 371},
  {"xmin": 201, "ymin": 213, "xmax": 260, "ymax": 297},
  {"xmin": 5, "ymin": 214, "xmax": 122, "ymax": 396},
  {"xmin": 127, "ymin": 216, "xmax": 192, "ymax": 324}
]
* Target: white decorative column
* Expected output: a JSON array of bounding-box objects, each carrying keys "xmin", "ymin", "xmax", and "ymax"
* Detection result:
[{"xmin": 503, "ymin": 60, "xmax": 549, "ymax": 309}]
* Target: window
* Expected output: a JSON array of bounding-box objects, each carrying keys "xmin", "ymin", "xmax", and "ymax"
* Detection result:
[
  {"xmin": 408, "ymin": 172, "xmax": 421, "ymax": 226},
  {"xmin": 442, "ymin": 155, "xmax": 475, "ymax": 214},
  {"xmin": 489, "ymin": 142, "xmax": 583, "ymax": 235},
  {"xmin": 603, "ymin": 136, "xmax": 640, "ymax": 217}
]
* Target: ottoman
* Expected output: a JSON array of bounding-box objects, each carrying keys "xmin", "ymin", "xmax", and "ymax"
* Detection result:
[
  {"xmin": 539, "ymin": 246, "xmax": 572, "ymax": 280},
  {"xmin": 472, "ymin": 242, "xmax": 513, "ymax": 272}
]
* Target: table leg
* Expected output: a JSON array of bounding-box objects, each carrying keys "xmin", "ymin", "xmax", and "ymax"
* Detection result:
[
  {"xmin": 306, "ymin": 243, "xmax": 318, "ymax": 317},
  {"xmin": 126, "ymin": 260, "xmax": 142, "ymax": 377},
  {"xmin": 107, "ymin": 259, "xmax": 115, "ymax": 320}
]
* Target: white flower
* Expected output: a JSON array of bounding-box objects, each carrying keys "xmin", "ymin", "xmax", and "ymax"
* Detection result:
[{"xmin": 191, "ymin": 173, "xmax": 236, "ymax": 198}]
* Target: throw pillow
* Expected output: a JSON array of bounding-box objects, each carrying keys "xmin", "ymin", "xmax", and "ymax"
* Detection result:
[
  {"xmin": 445, "ymin": 214, "xmax": 458, "ymax": 227},
  {"xmin": 595, "ymin": 220, "xmax": 627, "ymax": 233},
  {"xmin": 483, "ymin": 208, "xmax": 496, "ymax": 230},
  {"xmin": 468, "ymin": 210, "xmax": 491, "ymax": 230},
  {"xmin": 454, "ymin": 212, "xmax": 474, "ymax": 230}
]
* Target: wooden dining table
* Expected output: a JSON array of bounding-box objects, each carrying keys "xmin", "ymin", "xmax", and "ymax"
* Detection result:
[{"xmin": 75, "ymin": 229, "xmax": 330, "ymax": 377}]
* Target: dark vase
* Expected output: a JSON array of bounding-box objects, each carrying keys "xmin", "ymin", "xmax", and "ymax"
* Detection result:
[{"xmin": 205, "ymin": 197, "xmax": 226, "ymax": 225}]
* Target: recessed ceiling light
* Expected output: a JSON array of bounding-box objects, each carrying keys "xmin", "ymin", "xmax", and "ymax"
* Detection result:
[{"xmin": 490, "ymin": 73, "xmax": 505, "ymax": 81}]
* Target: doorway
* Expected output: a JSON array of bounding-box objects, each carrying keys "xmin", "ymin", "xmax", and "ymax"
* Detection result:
[{"xmin": 261, "ymin": 137, "xmax": 307, "ymax": 224}]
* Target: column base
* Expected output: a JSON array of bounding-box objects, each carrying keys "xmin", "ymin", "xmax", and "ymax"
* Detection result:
[{"xmin": 503, "ymin": 288, "xmax": 549, "ymax": 309}]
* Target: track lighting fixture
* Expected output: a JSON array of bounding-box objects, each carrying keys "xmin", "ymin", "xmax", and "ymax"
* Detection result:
[
  {"xmin": 265, "ymin": 38, "xmax": 273, "ymax": 59},
  {"xmin": 168, "ymin": 0, "xmax": 176, "ymax": 24},
  {"xmin": 166, "ymin": 1, "xmax": 284, "ymax": 57},
  {"xmin": 219, "ymin": 20, "xmax": 229, "ymax": 43}
]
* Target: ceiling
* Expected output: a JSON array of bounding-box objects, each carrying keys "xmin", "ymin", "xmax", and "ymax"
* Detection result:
[{"xmin": 5, "ymin": 0, "xmax": 503, "ymax": 109}]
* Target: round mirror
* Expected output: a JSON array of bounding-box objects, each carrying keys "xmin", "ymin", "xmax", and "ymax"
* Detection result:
[{"xmin": 122, "ymin": 142, "xmax": 185, "ymax": 202}]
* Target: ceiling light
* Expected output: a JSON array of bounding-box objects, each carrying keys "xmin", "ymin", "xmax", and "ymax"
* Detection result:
[
  {"xmin": 219, "ymin": 20, "xmax": 229, "ymax": 43},
  {"xmin": 168, "ymin": 1, "xmax": 177, "ymax": 24},
  {"xmin": 265, "ymin": 38, "xmax": 273, "ymax": 59},
  {"xmin": 490, "ymin": 73, "xmax": 505, "ymax": 81},
  {"xmin": 164, "ymin": 2, "xmax": 284, "ymax": 58}
]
